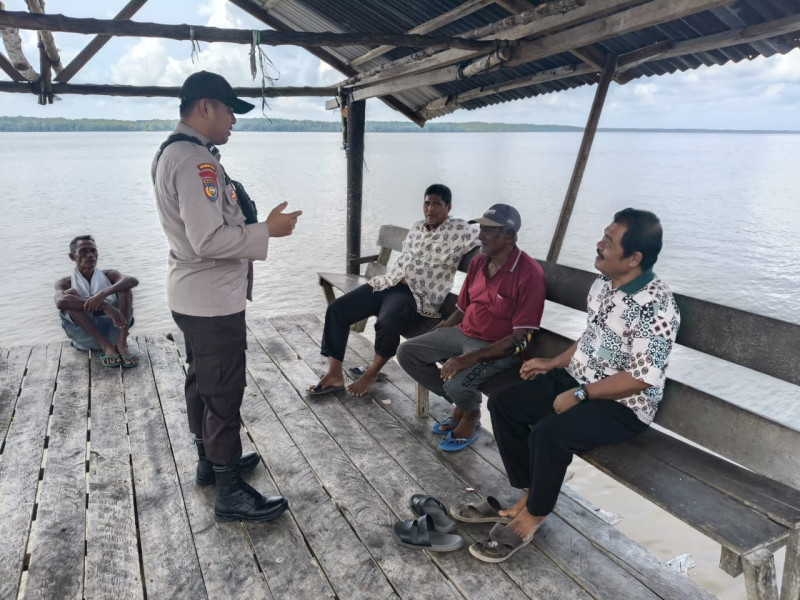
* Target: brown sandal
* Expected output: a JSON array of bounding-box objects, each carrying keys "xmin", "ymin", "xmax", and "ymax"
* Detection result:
[
  {"xmin": 469, "ymin": 523, "xmax": 532, "ymax": 563},
  {"xmin": 450, "ymin": 496, "xmax": 511, "ymax": 524}
]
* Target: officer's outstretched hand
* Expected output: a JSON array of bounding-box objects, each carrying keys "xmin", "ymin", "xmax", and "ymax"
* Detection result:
[{"xmin": 266, "ymin": 201, "xmax": 302, "ymax": 238}]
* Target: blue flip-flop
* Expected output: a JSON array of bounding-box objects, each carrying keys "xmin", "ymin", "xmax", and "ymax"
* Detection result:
[
  {"xmin": 432, "ymin": 418, "xmax": 481, "ymax": 436},
  {"xmin": 439, "ymin": 429, "xmax": 480, "ymax": 452}
]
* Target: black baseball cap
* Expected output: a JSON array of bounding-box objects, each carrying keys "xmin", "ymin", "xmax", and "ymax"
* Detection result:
[
  {"xmin": 470, "ymin": 204, "xmax": 522, "ymax": 232},
  {"xmin": 179, "ymin": 70, "xmax": 255, "ymax": 114}
]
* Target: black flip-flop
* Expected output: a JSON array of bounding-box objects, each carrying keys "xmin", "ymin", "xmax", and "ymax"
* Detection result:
[
  {"xmin": 393, "ymin": 514, "xmax": 463, "ymax": 552},
  {"xmin": 347, "ymin": 366, "xmax": 388, "ymax": 381},
  {"xmin": 410, "ymin": 494, "xmax": 457, "ymax": 533},
  {"xmin": 307, "ymin": 383, "xmax": 345, "ymax": 397}
]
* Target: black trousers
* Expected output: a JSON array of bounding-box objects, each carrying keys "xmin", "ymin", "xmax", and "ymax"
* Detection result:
[
  {"xmin": 488, "ymin": 368, "xmax": 647, "ymax": 516},
  {"xmin": 320, "ymin": 283, "xmax": 431, "ymax": 361},
  {"xmin": 172, "ymin": 310, "xmax": 247, "ymax": 466}
]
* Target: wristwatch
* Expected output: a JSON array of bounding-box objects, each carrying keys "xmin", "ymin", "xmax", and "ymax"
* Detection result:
[{"xmin": 574, "ymin": 385, "xmax": 588, "ymax": 403}]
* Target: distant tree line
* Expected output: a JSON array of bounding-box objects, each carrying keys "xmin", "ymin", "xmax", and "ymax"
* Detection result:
[
  {"xmin": 0, "ymin": 116, "xmax": 584, "ymax": 133},
  {"xmin": 1, "ymin": 116, "xmax": 792, "ymax": 134}
]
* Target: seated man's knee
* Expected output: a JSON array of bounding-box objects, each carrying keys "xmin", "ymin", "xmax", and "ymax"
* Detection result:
[
  {"xmin": 396, "ymin": 340, "xmax": 410, "ymax": 367},
  {"xmin": 530, "ymin": 416, "xmax": 563, "ymax": 448}
]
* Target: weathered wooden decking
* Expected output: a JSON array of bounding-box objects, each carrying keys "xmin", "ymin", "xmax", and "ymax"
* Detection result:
[{"xmin": 0, "ymin": 314, "xmax": 716, "ymax": 600}]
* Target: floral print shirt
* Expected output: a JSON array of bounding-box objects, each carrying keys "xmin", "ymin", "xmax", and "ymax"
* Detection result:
[
  {"xmin": 567, "ymin": 270, "xmax": 681, "ymax": 424},
  {"xmin": 369, "ymin": 218, "xmax": 479, "ymax": 318}
]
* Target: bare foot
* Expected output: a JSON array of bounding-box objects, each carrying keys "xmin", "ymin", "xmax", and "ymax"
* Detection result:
[
  {"xmin": 116, "ymin": 340, "xmax": 130, "ymax": 357},
  {"xmin": 438, "ymin": 407, "xmax": 464, "ymax": 433},
  {"xmin": 347, "ymin": 369, "xmax": 381, "ymax": 397},
  {"xmin": 450, "ymin": 408, "xmax": 480, "ymax": 439},
  {"xmin": 100, "ymin": 341, "xmax": 118, "ymax": 357},
  {"xmin": 506, "ymin": 507, "xmax": 546, "ymax": 543},
  {"xmin": 498, "ymin": 490, "xmax": 529, "ymax": 519}
]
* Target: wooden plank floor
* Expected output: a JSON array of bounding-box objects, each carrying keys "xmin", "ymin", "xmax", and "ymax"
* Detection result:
[{"xmin": 0, "ymin": 315, "xmax": 718, "ymax": 600}]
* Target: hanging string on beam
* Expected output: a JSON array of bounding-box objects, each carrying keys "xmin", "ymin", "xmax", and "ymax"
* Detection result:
[{"xmin": 249, "ymin": 30, "xmax": 279, "ymax": 115}]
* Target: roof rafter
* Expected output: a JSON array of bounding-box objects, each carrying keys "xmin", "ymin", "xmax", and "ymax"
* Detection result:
[
  {"xmin": 346, "ymin": 0, "xmax": 735, "ymax": 102},
  {"xmin": 0, "ymin": 80, "xmax": 338, "ymax": 98},
  {"xmin": 56, "ymin": 0, "xmax": 150, "ymax": 83},
  {"xmin": 348, "ymin": 0, "xmax": 494, "ymax": 68},
  {"xmin": 415, "ymin": 10, "xmax": 800, "ymax": 122},
  {"xmin": 0, "ymin": 11, "xmax": 518, "ymax": 53}
]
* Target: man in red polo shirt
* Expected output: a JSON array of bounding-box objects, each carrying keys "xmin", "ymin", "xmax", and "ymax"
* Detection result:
[{"xmin": 397, "ymin": 204, "xmax": 546, "ymax": 451}]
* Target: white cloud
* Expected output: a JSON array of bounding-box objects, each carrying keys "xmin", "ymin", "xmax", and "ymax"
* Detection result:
[{"xmin": 633, "ymin": 82, "xmax": 658, "ymax": 105}]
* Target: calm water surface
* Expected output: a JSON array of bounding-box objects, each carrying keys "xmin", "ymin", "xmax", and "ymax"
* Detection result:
[
  {"xmin": 3, "ymin": 130, "xmax": 799, "ymax": 599},
  {"xmin": 4, "ymin": 130, "xmax": 799, "ymax": 348}
]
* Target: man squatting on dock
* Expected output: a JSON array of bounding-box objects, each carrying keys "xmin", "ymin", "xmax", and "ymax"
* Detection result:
[
  {"xmin": 152, "ymin": 71, "xmax": 301, "ymax": 523},
  {"xmin": 54, "ymin": 235, "xmax": 139, "ymax": 368},
  {"xmin": 398, "ymin": 204, "xmax": 547, "ymax": 452},
  {"xmin": 465, "ymin": 209, "xmax": 680, "ymax": 563},
  {"xmin": 309, "ymin": 183, "xmax": 480, "ymax": 398}
]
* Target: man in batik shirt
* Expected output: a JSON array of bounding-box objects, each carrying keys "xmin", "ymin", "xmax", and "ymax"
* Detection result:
[
  {"xmin": 465, "ymin": 208, "xmax": 680, "ymax": 564},
  {"xmin": 309, "ymin": 184, "xmax": 479, "ymax": 397}
]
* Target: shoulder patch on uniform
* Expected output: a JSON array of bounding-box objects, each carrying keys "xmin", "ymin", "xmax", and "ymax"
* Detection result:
[
  {"xmin": 197, "ymin": 163, "xmax": 216, "ymax": 172},
  {"xmin": 202, "ymin": 177, "xmax": 218, "ymax": 202}
]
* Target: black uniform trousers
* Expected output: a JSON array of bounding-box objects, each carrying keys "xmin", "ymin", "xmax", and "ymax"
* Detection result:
[
  {"xmin": 320, "ymin": 283, "xmax": 434, "ymax": 361},
  {"xmin": 172, "ymin": 310, "xmax": 247, "ymax": 466},
  {"xmin": 487, "ymin": 368, "xmax": 647, "ymax": 516}
]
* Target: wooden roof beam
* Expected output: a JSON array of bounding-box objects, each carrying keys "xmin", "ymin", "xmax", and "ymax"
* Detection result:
[
  {"xmin": 0, "ymin": 11, "xmax": 512, "ymax": 53},
  {"xmin": 347, "ymin": 0, "xmax": 735, "ymax": 102},
  {"xmin": 570, "ymin": 44, "xmax": 636, "ymax": 84},
  {"xmin": 417, "ymin": 11, "xmax": 800, "ymax": 123},
  {"xmin": 343, "ymin": 0, "xmax": 632, "ymax": 89},
  {"xmin": 0, "ymin": 51, "xmax": 26, "ymax": 82},
  {"xmin": 416, "ymin": 63, "xmax": 597, "ymax": 120},
  {"xmin": 348, "ymin": 0, "xmax": 494, "ymax": 68},
  {"xmin": 0, "ymin": 81, "xmax": 338, "ymax": 97},
  {"xmin": 56, "ymin": 0, "xmax": 150, "ymax": 83},
  {"xmin": 617, "ymin": 12, "xmax": 800, "ymax": 72},
  {"xmin": 26, "ymin": 0, "xmax": 62, "ymax": 74}
]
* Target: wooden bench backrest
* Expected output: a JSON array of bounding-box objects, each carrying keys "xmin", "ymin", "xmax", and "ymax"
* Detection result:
[{"xmin": 537, "ymin": 260, "xmax": 800, "ymax": 490}]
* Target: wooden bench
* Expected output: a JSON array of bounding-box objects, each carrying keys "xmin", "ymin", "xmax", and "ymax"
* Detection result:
[
  {"xmin": 320, "ymin": 224, "xmax": 800, "ymax": 600},
  {"xmin": 513, "ymin": 261, "xmax": 800, "ymax": 600}
]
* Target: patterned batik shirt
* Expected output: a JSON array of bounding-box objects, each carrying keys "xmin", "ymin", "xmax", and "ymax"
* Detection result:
[
  {"xmin": 566, "ymin": 270, "xmax": 681, "ymax": 424},
  {"xmin": 369, "ymin": 218, "xmax": 479, "ymax": 319}
]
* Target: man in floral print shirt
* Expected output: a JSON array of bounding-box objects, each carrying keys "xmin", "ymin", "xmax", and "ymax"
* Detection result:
[
  {"xmin": 309, "ymin": 184, "xmax": 479, "ymax": 397},
  {"xmin": 465, "ymin": 208, "xmax": 680, "ymax": 564}
]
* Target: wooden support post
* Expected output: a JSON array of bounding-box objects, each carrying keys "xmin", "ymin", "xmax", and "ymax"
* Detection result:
[
  {"xmin": 546, "ymin": 53, "xmax": 617, "ymax": 263},
  {"xmin": 345, "ymin": 99, "xmax": 366, "ymax": 276},
  {"xmin": 37, "ymin": 34, "xmax": 52, "ymax": 105},
  {"xmin": 742, "ymin": 549, "xmax": 779, "ymax": 600},
  {"xmin": 782, "ymin": 529, "xmax": 800, "ymax": 600},
  {"xmin": 415, "ymin": 383, "xmax": 430, "ymax": 418}
]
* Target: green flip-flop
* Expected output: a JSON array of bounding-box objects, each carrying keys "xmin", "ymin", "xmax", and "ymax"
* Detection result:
[
  {"xmin": 121, "ymin": 354, "xmax": 140, "ymax": 368},
  {"xmin": 100, "ymin": 353, "xmax": 122, "ymax": 368}
]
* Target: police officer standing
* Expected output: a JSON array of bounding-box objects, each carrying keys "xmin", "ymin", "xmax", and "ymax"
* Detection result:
[{"xmin": 152, "ymin": 71, "xmax": 301, "ymax": 523}]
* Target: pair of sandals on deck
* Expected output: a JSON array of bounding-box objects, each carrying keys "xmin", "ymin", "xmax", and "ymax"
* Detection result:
[
  {"xmin": 100, "ymin": 348, "xmax": 139, "ymax": 369},
  {"xmin": 393, "ymin": 494, "xmax": 532, "ymax": 563},
  {"xmin": 307, "ymin": 366, "xmax": 387, "ymax": 396}
]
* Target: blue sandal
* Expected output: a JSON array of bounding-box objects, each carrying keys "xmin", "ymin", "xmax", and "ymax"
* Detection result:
[
  {"xmin": 439, "ymin": 429, "xmax": 479, "ymax": 452},
  {"xmin": 432, "ymin": 419, "xmax": 481, "ymax": 436}
]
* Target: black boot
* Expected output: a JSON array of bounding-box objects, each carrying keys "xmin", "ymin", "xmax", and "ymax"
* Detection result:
[
  {"xmin": 213, "ymin": 463, "xmax": 288, "ymax": 523},
  {"xmin": 194, "ymin": 438, "xmax": 260, "ymax": 486}
]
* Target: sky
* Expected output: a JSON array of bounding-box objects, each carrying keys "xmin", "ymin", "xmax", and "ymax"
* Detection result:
[{"xmin": 1, "ymin": 0, "xmax": 799, "ymax": 129}]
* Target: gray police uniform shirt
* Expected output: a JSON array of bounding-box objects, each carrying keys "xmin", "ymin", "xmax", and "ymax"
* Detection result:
[{"xmin": 152, "ymin": 123, "xmax": 269, "ymax": 317}]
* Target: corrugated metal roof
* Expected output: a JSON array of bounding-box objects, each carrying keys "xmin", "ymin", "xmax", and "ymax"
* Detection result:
[{"xmin": 239, "ymin": 0, "xmax": 800, "ymax": 125}]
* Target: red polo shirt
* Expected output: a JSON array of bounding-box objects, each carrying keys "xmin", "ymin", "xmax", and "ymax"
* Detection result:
[{"xmin": 456, "ymin": 247, "xmax": 546, "ymax": 343}]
